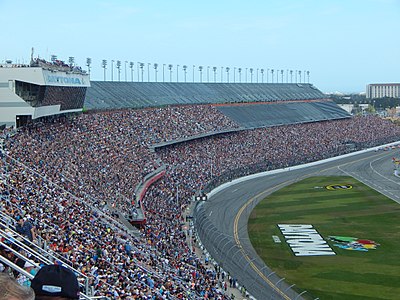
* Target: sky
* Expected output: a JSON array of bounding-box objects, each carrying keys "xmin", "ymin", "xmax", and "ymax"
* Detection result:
[{"xmin": 1, "ymin": 0, "xmax": 399, "ymax": 93}]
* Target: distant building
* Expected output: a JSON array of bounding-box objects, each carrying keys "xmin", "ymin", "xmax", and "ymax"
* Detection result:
[{"xmin": 366, "ymin": 83, "xmax": 400, "ymax": 99}]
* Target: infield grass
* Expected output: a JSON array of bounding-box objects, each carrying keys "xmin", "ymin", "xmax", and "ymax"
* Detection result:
[{"xmin": 248, "ymin": 176, "xmax": 400, "ymax": 300}]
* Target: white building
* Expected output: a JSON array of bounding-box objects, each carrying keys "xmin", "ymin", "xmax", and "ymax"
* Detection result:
[
  {"xmin": 0, "ymin": 60, "xmax": 90, "ymax": 128},
  {"xmin": 366, "ymin": 83, "xmax": 400, "ymax": 99}
]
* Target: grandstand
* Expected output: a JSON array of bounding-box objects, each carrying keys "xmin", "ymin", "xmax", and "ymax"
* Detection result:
[
  {"xmin": 85, "ymin": 82, "xmax": 326, "ymax": 109},
  {"xmin": 3, "ymin": 72, "xmax": 400, "ymax": 299},
  {"xmin": 85, "ymin": 81, "xmax": 350, "ymax": 129}
]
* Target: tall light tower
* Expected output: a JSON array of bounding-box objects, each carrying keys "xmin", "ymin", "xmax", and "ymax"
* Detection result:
[
  {"xmin": 68, "ymin": 56, "xmax": 75, "ymax": 68},
  {"xmin": 183, "ymin": 65, "xmax": 187, "ymax": 82},
  {"xmin": 102, "ymin": 59, "xmax": 107, "ymax": 81},
  {"xmin": 199, "ymin": 66, "xmax": 203, "ymax": 83},
  {"xmin": 234, "ymin": 67, "xmax": 236, "ymax": 83},
  {"xmin": 163, "ymin": 64, "xmax": 166, "ymax": 82},
  {"xmin": 213, "ymin": 67, "xmax": 217, "ymax": 83},
  {"xmin": 207, "ymin": 66, "xmax": 210, "ymax": 82},
  {"xmin": 140, "ymin": 62, "xmax": 144, "ymax": 82},
  {"xmin": 249, "ymin": 68, "xmax": 253, "ymax": 83},
  {"xmin": 192, "ymin": 65, "xmax": 195, "ymax": 82},
  {"xmin": 220, "ymin": 66, "xmax": 223, "ymax": 82},
  {"xmin": 176, "ymin": 64, "xmax": 180, "ymax": 82},
  {"xmin": 276, "ymin": 69, "xmax": 279, "ymax": 83},
  {"xmin": 168, "ymin": 64, "xmax": 173, "ymax": 82},
  {"xmin": 260, "ymin": 69, "xmax": 264, "ymax": 83},
  {"xmin": 267, "ymin": 68, "xmax": 270, "ymax": 83},
  {"xmin": 290, "ymin": 70, "xmax": 293, "ymax": 83},
  {"xmin": 307, "ymin": 70, "xmax": 310, "ymax": 83},
  {"xmin": 154, "ymin": 63, "xmax": 158, "ymax": 82},
  {"xmin": 256, "ymin": 68, "xmax": 259, "ymax": 83},
  {"xmin": 147, "ymin": 63, "xmax": 150, "ymax": 82},
  {"xmin": 124, "ymin": 61, "xmax": 128, "ymax": 82},
  {"xmin": 129, "ymin": 62, "xmax": 134, "ymax": 82},
  {"xmin": 238, "ymin": 68, "xmax": 242, "ymax": 83},
  {"xmin": 226, "ymin": 67, "xmax": 230, "ymax": 83},
  {"xmin": 271, "ymin": 69, "xmax": 274, "ymax": 83},
  {"xmin": 298, "ymin": 70, "xmax": 302, "ymax": 83},
  {"xmin": 281, "ymin": 69, "xmax": 284, "ymax": 83},
  {"xmin": 245, "ymin": 68, "xmax": 248, "ymax": 83},
  {"xmin": 111, "ymin": 60, "xmax": 114, "ymax": 81},
  {"xmin": 116, "ymin": 60, "xmax": 121, "ymax": 82},
  {"xmin": 86, "ymin": 57, "xmax": 92, "ymax": 75}
]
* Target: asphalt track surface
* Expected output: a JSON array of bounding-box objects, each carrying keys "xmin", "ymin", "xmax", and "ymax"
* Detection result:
[{"xmin": 199, "ymin": 146, "xmax": 400, "ymax": 300}]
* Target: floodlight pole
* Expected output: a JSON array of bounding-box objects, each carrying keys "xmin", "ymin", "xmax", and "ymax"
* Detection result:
[
  {"xmin": 124, "ymin": 61, "xmax": 127, "ymax": 82},
  {"xmin": 111, "ymin": 60, "xmax": 114, "ymax": 81},
  {"xmin": 163, "ymin": 64, "xmax": 166, "ymax": 82}
]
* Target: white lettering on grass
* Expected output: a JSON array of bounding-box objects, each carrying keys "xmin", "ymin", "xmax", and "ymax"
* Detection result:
[{"xmin": 278, "ymin": 224, "xmax": 336, "ymax": 256}]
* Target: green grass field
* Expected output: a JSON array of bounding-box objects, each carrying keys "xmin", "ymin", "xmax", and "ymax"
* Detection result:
[{"xmin": 248, "ymin": 176, "xmax": 400, "ymax": 300}]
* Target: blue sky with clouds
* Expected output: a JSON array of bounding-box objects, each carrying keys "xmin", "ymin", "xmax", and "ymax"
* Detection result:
[{"xmin": 1, "ymin": 0, "xmax": 399, "ymax": 93}]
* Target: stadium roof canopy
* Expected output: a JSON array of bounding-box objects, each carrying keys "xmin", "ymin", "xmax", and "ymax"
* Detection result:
[{"xmin": 84, "ymin": 82, "xmax": 326, "ymax": 110}]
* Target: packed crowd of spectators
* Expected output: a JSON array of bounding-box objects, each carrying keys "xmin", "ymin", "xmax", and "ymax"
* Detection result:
[{"xmin": 1, "ymin": 104, "xmax": 400, "ymax": 299}]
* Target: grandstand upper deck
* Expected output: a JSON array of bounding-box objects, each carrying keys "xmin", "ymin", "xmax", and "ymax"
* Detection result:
[{"xmin": 84, "ymin": 81, "xmax": 327, "ymax": 110}]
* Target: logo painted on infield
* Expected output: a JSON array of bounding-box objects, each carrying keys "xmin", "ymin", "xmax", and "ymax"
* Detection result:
[
  {"xmin": 325, "ymin": 184, "xmax": 353, "ymax": 190},
  {"xmin": 328, "ymin": 236, "xmax": 380, "ymax": 252},
  {"xmin": 278, "ymin": 224, "xmax": 336, "ymax": 256}
]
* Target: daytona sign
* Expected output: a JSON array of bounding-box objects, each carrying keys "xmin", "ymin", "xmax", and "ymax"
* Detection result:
[{"xmin": 278, "ymin": 224, "xmax": 336, "ymax": 256}]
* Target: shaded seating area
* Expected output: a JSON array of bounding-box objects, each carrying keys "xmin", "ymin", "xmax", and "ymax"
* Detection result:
[
  {"xmin": 216, "ymin": 100, "xmax": 351, "ymax": 128},
  {"xmin": 85, "ymin": 82, "xmax": 327, "ymax": 110}
]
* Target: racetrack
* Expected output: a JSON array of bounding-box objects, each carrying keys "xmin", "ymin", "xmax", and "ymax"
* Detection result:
[{"xmin": 195, "ymin": 146, "xmax": 400, "ymax": 299}]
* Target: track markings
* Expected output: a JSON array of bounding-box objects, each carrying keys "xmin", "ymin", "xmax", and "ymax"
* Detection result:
[{"xmin": 232, "ymin": 151, "xmax": 396, "ymax": 299}]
